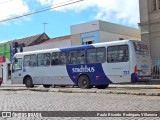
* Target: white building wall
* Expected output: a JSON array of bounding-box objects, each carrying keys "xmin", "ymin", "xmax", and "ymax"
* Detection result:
[
  {"xmin": 0, "ymin": 62, "xmax": 11, "ymax": 84},
  {"xmin": 71, "ymin": 21, "xmax": 100, "ymax": 35},
  {"xmin": 99, "ymin": 31, "xmax": 140, "ymax": 43}
]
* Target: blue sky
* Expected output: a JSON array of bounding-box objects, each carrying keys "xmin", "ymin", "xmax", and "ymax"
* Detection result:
[{"xmin": 0, "ymin": 0, "xmax": 140, "ymax": 42}]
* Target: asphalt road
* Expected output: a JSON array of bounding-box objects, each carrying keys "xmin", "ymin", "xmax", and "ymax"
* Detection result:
[{"xmin": 0, "ymin": 91, "xmax": 160, "ymax": 120}]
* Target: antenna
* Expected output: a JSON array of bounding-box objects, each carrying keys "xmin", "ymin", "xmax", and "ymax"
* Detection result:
[{"xmin": 42, "ymin": 23, "xmax": 48, "ymax": 33}]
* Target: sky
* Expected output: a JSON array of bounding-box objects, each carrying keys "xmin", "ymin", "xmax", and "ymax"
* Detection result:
[{"xmin": 0, "ymin": 0, "xmax": 140, "ymax": 42}]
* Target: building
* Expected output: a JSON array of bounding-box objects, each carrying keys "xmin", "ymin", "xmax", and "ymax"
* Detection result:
[
  {"xmin": 0, "ymin": 20, "xmax": 141, "ymax": 84},
  {"xmin": 23, "ymin": 35, "xmax": 71, "ymax": 52},
  {"xmin": 139, "ymin": 0, "xmax": 160, "ymax": 60},
  {"xmin": 71, "ymin": 20, "xmax": 140, "ymax": 46},
  {"xmin": 0, "ymin": 33, "xmax": 50, "ymax": 84}
]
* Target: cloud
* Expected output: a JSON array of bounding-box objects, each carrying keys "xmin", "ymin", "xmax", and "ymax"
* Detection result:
[
  {"xmin": 0, "ymin": 0, "xmax": 30, "ymax": 22},
  {"xmin": 35, "ymin": 0, "xmax": 53, "ymax": 5},
  {"xmin": 0, "ymin": 0, "xmax": 140, "ymax": 27},
  {"xmin": 37, "ymin": 0, "xmax": 140, "ymax": 28}
]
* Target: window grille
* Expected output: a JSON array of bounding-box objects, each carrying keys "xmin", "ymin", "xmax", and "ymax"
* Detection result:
[{"xmin": 153, "ymin": 0, "xmax": 157, "ymax": 11}]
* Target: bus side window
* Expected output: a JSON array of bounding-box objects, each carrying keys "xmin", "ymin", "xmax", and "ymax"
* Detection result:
[
  {"xmin": 107, "ymin": 45, "xmax": 128, "ymax": 63},
  {"xmin": 96, "ymin": 47, "xmax": 106, "ymax": 63},
  {"xmin": 30, "ymin": 54, "xmax": 37, "ymax": 67},
  {"xmin": 44, "ymin": 53, "xmax": 51, "ymax": 66},
  {"xmin": 77, "ymin": 50, "xmax": 85, "ymax": 64},
  {"xmin": 24, "ymin": 55, "xmax": 31, "ymax": 67},
  {"xmin": 87, "ymin": 49, "xmax": 96, "ymax": 63},
  {"xmin": 118, "ymin": 45, "xmax": 129, "ymax": 62},
  {"xmin": 107, "ymin": 46, "xmax": 119, "ymax": 63},
  {"xmin": 24, "ymin": 55, "xmax": 37, "ymax": 67},
  {"xmin": 51, "ymin": 52, "xmax": 59, "ymax": 65},
  {"xmin": 68, "ymin": 51, "xmax": 77, "ymax": 64},
  {"xmin": 59, "ymin": 52, "xmax": 67, "ymax": 65},
  {"xmin": 37, "ymin": 53, "xmax": 50, "ymax": 66},
  {"xmin": 37, "ymin": 54, "xmax": 44, "ymax": 66}
]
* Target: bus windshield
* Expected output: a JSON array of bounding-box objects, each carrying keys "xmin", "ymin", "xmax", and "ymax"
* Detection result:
[{"xmin": 133, "ymin": 41, "xmax": 149, "ymax": 56}]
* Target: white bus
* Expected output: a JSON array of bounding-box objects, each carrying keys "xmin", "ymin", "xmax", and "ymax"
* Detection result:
[{"xmin": 11, "ymin": 40, "xmax": 151, "ymax": 89}]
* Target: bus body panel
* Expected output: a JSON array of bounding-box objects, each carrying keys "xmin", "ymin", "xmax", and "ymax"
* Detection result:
[
  {"xmin": 11, "ymin": 40, "xmax": 152, "ymax": 87},
  {"xmin": 23, "ymin": 66, "xmax": 74, "ymax": 85},
  {"xmin": 66, "ymin": 64, "xmax": 113, "ymax": 85}
]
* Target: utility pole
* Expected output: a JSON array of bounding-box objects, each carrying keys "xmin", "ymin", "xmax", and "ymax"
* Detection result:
[{"xmin": 42, "ymin": 23, "xmax": 48, "ymax": 33}]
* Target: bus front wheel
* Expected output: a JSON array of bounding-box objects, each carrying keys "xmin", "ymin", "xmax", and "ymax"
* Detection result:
[
  {"xmin": 95, "ymin": 84, "xmax": 109, "ymax": 89},
  {"xmin": 78, "ymin": 75, "xmax": 91, "ymax": 89},
  {"xmin": 25, "ymin": 77, "xmax": 34, "ymax": 88}
]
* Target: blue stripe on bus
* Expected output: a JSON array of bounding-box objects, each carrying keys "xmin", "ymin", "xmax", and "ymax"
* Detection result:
[
  {"xmin": 66, "ymin": 63, "xmax": 113, "ymax": 85},
  {"xmin": 60, "ymin": 44, "xmax": 95, "ymax": 51}
]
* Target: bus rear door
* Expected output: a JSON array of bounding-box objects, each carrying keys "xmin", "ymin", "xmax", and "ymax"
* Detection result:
[{"xmin": 106, "ymin": 45, "xmax": 130, "ymax": 83}]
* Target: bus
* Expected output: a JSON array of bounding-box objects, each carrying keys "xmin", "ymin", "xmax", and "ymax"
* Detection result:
[{"xmin": 11, "ymin": 40, "xmax": 151, "ymax": 89}]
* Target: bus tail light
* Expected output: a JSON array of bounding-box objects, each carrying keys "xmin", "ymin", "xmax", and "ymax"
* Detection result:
[{"xmin": 134, "ymin": 65, "xmax": 137, "ymax": 73}]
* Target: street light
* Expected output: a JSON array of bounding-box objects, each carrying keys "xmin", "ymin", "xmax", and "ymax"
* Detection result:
[{"xmin": 42, "ymin": 23, "xmax": 48, "ymax": 33}]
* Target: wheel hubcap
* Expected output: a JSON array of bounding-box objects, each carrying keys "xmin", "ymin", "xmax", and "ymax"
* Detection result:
[
  {"xmin": 82, "ymin": 79, "xmax": 87, "ymax": 86},
  {"xmin": 27, "ymin": 80, "xmax": 31, "ymax": 86}
]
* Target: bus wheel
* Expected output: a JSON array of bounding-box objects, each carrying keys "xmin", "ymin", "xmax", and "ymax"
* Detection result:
[
  {"xmin": 43, "ymin": 85, "xmax": 51, "ymax": 88},
  {"xmin": 95, "ymin": 84, "xmax": 109, "ymax": 89},
  {"xmin": 25, "ymin": 77, "xmax": 34, "ymax": 88},
  {"xmin": 78, "ymin": 75, "xmax": 91, "ymax": 89}
]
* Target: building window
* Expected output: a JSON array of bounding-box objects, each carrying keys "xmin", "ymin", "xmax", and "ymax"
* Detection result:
[
  {"xmin": 82, "ymin": 37, "xmax": 94, "ymax": 45},
  {"xmin": 153, "ymin": 0, "xmax": 160, "ymax": 11},
  {"xmin": 153, "ymin": 0, "xmax": 157, "ymax": 11}
]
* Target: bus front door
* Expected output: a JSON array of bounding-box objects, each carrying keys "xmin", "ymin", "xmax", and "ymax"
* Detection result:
[{"xmin": 11, "ymin": 58, "xmax": 23, "ymax": 84}]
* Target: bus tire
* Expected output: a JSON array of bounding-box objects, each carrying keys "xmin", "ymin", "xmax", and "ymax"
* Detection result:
[
  {"xmin": 43, "ymin": 85, "xmax": 51, "ymax": 88},
  {"xmin": 95, "ymin": 84, "xmax": 109, "ymax": 89},
  {"xmin": 78, "ymin": 75, "xmax": 91, "ymax": 89},
  {"xmin": 25, "ymin": 77, "xmax": 34, "ymax": 88}
]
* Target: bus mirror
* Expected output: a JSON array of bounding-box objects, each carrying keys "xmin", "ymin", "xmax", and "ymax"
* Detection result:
[
  {"xmin": 12, "ymin": 69, "xmax": 14, "ymax": 73},
  {"xmin": 14, "ymin": 58, "xmax": 18, "ymax": 63}
]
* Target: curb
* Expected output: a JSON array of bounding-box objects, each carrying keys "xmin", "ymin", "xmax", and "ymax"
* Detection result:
[
  {"xmin": 0, "ymin": 87, "xmax": 160, "ymax": 96},
  {"xmin": 109, "ymin": 85, "xmax": 160, "ymax": 89},
  {"xmin": 28, "ymin": 88, "xmax": 160, "ymax": 96}
]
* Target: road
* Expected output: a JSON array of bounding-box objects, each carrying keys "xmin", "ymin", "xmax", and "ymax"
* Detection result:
[{"xmin": 0, "ymin": 90, "xmax": 160, "ymax": 120}]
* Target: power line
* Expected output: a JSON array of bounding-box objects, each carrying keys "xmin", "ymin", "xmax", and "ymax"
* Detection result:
[
  {"xmin": 0, "ymin": 0, "xmax": 85, "ymax": 22},
  {"xmin": 0, "ymin": 0, "xmax": 48, "ymax": 14}
]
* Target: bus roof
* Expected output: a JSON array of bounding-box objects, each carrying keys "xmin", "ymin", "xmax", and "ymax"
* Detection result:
[{"xmin": 14, "ymin": 40, "xmax": 140, "ymax": 56}]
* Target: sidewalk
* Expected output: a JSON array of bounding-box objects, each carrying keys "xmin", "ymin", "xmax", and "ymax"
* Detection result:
[{"xmin": 0, "ymin": 84, "xmax": 160, "ymax": 96}]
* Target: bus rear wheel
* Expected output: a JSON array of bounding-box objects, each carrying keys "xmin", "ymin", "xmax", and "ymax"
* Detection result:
[
  {"xmin": 43, "ymin": 85, "xmax": 51, "ymax": 88},
  {"xmin": 95, "ymin": 84, "xmax": 109, "ymax": 89},
  {"xmin": 78, "ymin": 75, "xmax": 91, "ymax": 89},
  {"xmin": 25, "ymin": 77, "xmax": 34, "ymax": 88}
]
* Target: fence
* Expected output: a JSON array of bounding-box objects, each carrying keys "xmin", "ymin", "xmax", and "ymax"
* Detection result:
[{"xmin": 152, "ymin": 59, "xmax": 160, "ymax": 79}]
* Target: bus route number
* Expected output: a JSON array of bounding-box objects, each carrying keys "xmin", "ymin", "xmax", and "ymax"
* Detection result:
[{"xmin": 123, "ymin": 71, "xmax": 129, "ymax": 75}]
